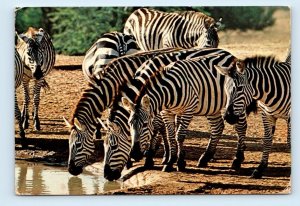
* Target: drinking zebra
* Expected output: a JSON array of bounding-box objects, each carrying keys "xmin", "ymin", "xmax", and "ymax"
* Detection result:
[
  {"xmin": 124, "ymin": 8, "xmax": 220, "ymax": 51},
  {"xmin": 15, "ymin": 48, "xmax": 26, "ymax": 147},
  {"xmin": 16, "ymin": 27, "xmax": 55, "ymax": 131},
  {"xmin": 64, "ymin": 48, "xmax": 178, "ymax": 176},
  {"xmin": 82, "ymin": 32, "xmax": 140, "ymax": 84},
  {"xmin": 106, "ymin": 48, "xmax": 248, "ymax": 175},
  {"xmin": 215, "ymin": 53, "xmax": 291, "ymax": 178}
]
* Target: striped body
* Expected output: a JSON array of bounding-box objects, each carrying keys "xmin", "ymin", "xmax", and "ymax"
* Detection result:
[
  {"xmin": 120, "ymin": 48, "xmax": 248, "ymax": 172},
  {"xmin": 105, "ymin": 48, "xmax": 238, "ymax": 178},
  {"xmin": 66, "ymin": 48, "xmax": 178, "ymax": 176},
  {"xmin": 16, "ymin": 27, "xmax": 55, "ymax": 132},
  {"xmin": 15, "ymin": 49, "xmax": 25, "ymax": 145},
  {"xmin": 215, "ymin": 54, "xmax": 291, "ymax": 178},
  {"xmin": 82, "ymin": 32, "xmax": 140, "ymax": 84},
  {"xmin": 124, "ymin": 8, "xmax": 219, "ymax": 51}
]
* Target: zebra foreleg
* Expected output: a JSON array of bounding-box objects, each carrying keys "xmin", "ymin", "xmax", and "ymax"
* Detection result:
[
  {"xmin": 251, "ymin": 113, "xmax": 276, "ymax": 179},
  {"xmin": 231, "ymin": 113, "xmax": 247, "ymax": 171},
  {"xmin": 197, "ymin": 114, "xmax": 224, "ymax": 167},
  {"xmin": 21, "ymin": 80, "xmax": 30, "ymax": 129},
  {"xmin": 32, "ymin": 79, "xmax": 43, "ymax": 130},
  {"xmin": 161, "ymin": 112, "xmax": 177, "ymax": 172}
]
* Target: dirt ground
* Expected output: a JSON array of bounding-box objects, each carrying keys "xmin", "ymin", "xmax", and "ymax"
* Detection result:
[{"xmin": 15, "ymin": 9, "xmax": 291, "ymax": 194}]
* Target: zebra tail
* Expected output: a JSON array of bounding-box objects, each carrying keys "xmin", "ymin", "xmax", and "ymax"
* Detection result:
[{"xmin": 41, "ymin": 78, "xmax": 50, "ymax": 93}]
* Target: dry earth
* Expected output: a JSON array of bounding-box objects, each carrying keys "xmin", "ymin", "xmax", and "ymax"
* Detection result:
[{"xmin": 15, "ymin": 9, "xmax": 291, "ymax": 194}]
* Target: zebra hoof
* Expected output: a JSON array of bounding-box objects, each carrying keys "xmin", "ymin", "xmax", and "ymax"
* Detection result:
[
  {"xmin": 231, "ymin": 158, "xmax": 242, "ymax": 171},
  {"xmin": 162, "ymin": 164, "xmax": 175, "ymax": 172},
  {"xmin": 19, "ymin": 130, "xmax": 25, "ymax": 139},
  {"xmin": 251, "ymin": 169, "xmax": 263, "ymax": 179},
  {"xmin": 34, "ymin": 119, "xmax": 41, "ymax": 131},
  {"xmin": 176, "ymin": 160, "xmax": 186, "ymax": 172},
  {"xmin": 144, "ymin": 158, "xmax": 154, "ymax": 169},
  {"xmin": 21, "ymin": 139, "xmax": 28, "ymax": 149}
]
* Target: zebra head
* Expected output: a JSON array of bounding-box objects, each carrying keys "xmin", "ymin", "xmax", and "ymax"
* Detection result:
[
  {"xmin": 102, "ymin": 119, "xmax": 131, "ymax": 181},
  {"xmin": 64, "ymin": 117, "xmax": 96, "ymax": 176},
  {"xmin": 196, "ymin": 17, "xmax": 220, "ymax": 48},
  {"xmin": 215, "ymin": 59, "xmax": 254, "ymax": 124},
  {"xmin": 122, "ymin": 96, "xmax": 154, "ymax": 161},
  {"xmin": 17, "ymin": 28, "xmax": 46, "ymax": 80}
]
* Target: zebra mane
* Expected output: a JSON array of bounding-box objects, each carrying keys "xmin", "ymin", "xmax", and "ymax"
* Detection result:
[{"xmin": 243, "ymin": 55, "xmax": 281, "ymax": 69}]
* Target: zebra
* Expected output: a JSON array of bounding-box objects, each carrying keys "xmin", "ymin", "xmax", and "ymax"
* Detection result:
[
  {"xmin": 102, "ymin": 48, "xmax": 248, "ymax": 179},
  {"xmin": 16, "ymin": 27, "xmax": 55, "ymax": 131},
  {"xmin": 82, "ymin": 32, "xmax": 140, "ymax": 84},
  {"xmin": 285, "ymin": 48, "xmax": 291, "ymax": 65},
  {"xmin": 101, "ymin": 99, "xmax": 167, "ymax": 181},
  {"xmin": 116, "ymin": 48, "xmax": 249, "ymax": 173},
  {"xmin": 15, "ymin": 48, "xmax": 26, "ymax": 147},
  {"xmin": 124, "ymin": 8, "xmax": 220, "ymax": 51},
  {"xmin": 63, "ymin": 48, "xmax": 179, "ymax": 176},
  {"xmin": 214, "ymin": 53, "xmax": 291, "ymax": 178}
]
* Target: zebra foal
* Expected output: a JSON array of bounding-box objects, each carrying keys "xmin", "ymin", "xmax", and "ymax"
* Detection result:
[{"xmin": 16, "ymin": 27, "xmax": 55, "ymax": 131}]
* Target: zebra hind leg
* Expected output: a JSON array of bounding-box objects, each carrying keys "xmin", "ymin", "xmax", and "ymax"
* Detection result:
[
  {"xmin": 21, "ymin": 80, "xmax": 30, "ymax": 129},
  {"xmin": 197, "ymin": 115, "xmax": 224, "ymax": 168},
  {"xmin": 251, "ymin": 114, "xmax": 276, "ymax": 179},
  {"xmin": 32, "ymin": 79, "xmax": 43, "ymax": 130}
]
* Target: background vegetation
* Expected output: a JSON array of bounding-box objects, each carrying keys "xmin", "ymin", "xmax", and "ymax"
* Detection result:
[{"xmin": 15, "ymin": 7, "xmax": 279, "ymax": 55}]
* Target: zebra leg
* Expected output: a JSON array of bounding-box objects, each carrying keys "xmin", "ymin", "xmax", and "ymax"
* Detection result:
[
  {"xmin": 15, "ymin": 93, "xmax": 27, "ymax": 148},
  {"xmin": 197, "ymin": 114, "xmax": 224, "ymax": 167},
  {"xmin": 176, "ymin": 114, "xmax": 193, "ymax": 171},
  {"xmin": 159, "ymin": 125, "xmax": 170, "ymax": 165},
  {"xmin": 161, "ymin": 112, "xmax": 177, "ymax": 172},
  {"xmin": 21, "ymin": 80, "xmax": 30, "ymax": 129},
  {"xmin": 231, "ymin": 113, "xmax": 247, "ymax": 171},
  {"xmin": 144, "ymin": 132, "xmax": 160, "ymax": 169},
  {"xmin": 252, "ymin": 113, "xmax": 276, "ymax": 179},
  {"xmin": 32, "ymin": 79, "xmax": 43, "ymax": 130}
]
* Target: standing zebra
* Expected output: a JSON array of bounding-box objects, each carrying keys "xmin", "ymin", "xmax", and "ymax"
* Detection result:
[
  {"xmin": 82, "ymin": 32, "xmax": 140, "ymax": 84},
  {"xmin": 64, "ymin": 48, "xmax": 178, "ymax": 176},
  {"xmin": 118, "ymin": 48, "xmax": 248, "ymax": 172},
  {"xmin": 16, "ymin": 27, "xmax": 55, "ymax": 131},
  {"xmin": 215, "ymin": 54, "xmax": 291, "ymax": 178},
  {"xmin": 124, "ymin": 8, "xmax": 220, "ymax": 51},
  {"xmin": 15, "ymin": 48, "xmax": 25, "ymax": 147}
]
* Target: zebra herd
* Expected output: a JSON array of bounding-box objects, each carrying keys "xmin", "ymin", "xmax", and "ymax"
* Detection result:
[{"xmin": 15, "ymin": 8, "xmax": 291, "ymax": 182}]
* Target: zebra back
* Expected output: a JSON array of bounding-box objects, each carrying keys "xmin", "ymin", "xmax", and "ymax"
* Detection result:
[
  {"xmin": 82, "ymin": 32, "xmax": 140, "ymax": 84},
  {"xmin": 124, "ymin": 8, "xmax": 219, "ymax": 51}
]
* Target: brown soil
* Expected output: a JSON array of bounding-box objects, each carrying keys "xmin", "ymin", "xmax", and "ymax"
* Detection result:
[{"xmin": 15, "ymin": 9, "xmax": 291, "ymax": 195}]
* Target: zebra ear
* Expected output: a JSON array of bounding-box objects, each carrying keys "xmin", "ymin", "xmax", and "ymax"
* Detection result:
[
  {"xmin": 97, "ymin": 118, "xmax": 108, "ymax": 131},
  {"xmin": 74, "ymin": 118, "xmax": 82, "ymax": 131},
  {"xmin": 35, "ymin": 28, "xmax": 45, "ymax": 43},
  {"xmin": 63, "ymin": 116, "xmax": 73, "ymax": 128},
  {"xmin": 141, "ymin": 95, "xmax": 151, "ymax": 111},
  {"xmin": 122, "ymin": 97, "xmax": 135, "ymax": 111},
  {"xmin": 214, "ymin": 65, "xmax": 231, "ymax": 76},
  {"xmin": 17, "ymin": 33, "xmax": 30, "ymax": 43}
]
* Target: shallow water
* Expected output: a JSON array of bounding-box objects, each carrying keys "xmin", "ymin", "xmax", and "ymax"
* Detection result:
[{"xmin": 15, "ymin": 160, "xmax": 131, "ymax": 195}]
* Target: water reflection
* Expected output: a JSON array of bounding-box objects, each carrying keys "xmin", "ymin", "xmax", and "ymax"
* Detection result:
[{"xmin": 15, "ymin": 160, "xmax": 124, "ymax": 195}]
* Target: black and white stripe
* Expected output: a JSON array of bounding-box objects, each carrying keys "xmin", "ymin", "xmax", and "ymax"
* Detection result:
[
  {"xmin": 124, "ymin": 8, "xmax": 220, "ymax": 51},
  {"xmin": 15, "ymin": 48, "xmax": 26, "ymax": 146},
  {"xmin": 215, "ymin": 53, "xmax": 291, "ymax": 178},
  {"xmin": 16, "ymin": 27, "xmax": 55, "ymax": 131},
  {"xmin": 65, "ymin": 48, "xmax": 178, "ymax": 176},
  {"xmin": 119, "ymin": 48, "xmax": 248, "ymax": 172},
  {"xmin": 82, "ymin": 32, "xmax": 140, "ymax": 84}
]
